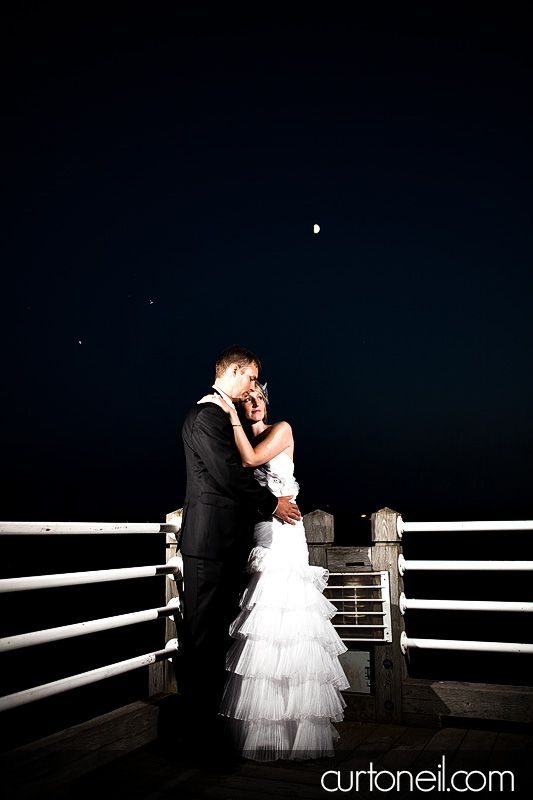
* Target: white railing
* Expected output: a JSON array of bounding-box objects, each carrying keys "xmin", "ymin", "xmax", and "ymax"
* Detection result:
[
  {"xmin": 0, "ymin": 599, "xmax": 182, "ymax": 652},
  {"xmin": 401, "ymin": 633, "xmax": 533, "ymax": 655},
  {"xmin": 399, "ymin": 596, "xmax": 533, "ymax": 614},
  {"xmin": 399, "ymin": 555, "xmax": 533, "ymax": 573},
  {"xmin": 0, "ymin": 641, "xmax": 180, "ymax": 712},
  {"xmin": 0, "ymin": 521, "xmax": 182, "ymax": 713},
  {"xmin": 397, "ymin": 518, "xmax": 533, "ymax": 537},
  {"xmin": 0, "ymin": 522, "xmax": 179, "ymax": 535},
  {"xmin": 0, "ymin": 561, "xmax": 182, "ymax": 592},
  {"xmin": 397, "ymin": 517, "xmax": 533, "ymax": 655}
]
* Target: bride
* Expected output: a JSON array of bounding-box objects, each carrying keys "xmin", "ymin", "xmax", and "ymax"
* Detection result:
[{"xmin": 198, "ymin": 382, "xmax": 349, "ymax": 761}]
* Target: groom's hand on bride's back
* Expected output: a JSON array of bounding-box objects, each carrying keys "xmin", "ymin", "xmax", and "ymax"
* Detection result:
[{"xmin": 274, "ymin": 496, "xmax": 301, "ymax": 525}]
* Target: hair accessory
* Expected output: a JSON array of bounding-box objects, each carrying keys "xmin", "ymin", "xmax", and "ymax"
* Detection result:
[{"xmin": 260, "ymin": 381, "xmax": 269, "ymax": 404}]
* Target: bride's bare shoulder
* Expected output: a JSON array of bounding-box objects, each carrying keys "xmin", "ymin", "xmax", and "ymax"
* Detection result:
[{"xmin": 267, "ymin": 420, "xmax": 292, "ymax": 437}]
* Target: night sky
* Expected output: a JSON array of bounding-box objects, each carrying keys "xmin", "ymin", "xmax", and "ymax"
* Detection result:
[{"xmin": 2, "ymin": 4, "xmax": 532, "ymax": 530}]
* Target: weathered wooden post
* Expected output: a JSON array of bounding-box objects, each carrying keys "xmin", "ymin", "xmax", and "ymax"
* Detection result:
[
  {"xmin": 162, "ymin": 509, "xmax": 181, "ymax": 693},
  {"xmin": 147, "ymin": 510, "xmax": 181, "ymax": 696},
  {"xmin": 304, "ymin": 509, "xmax": 334, "ymax": 567},
  {"xmin": 371, "ymin": 507, "xmax": 408, "ymax": 724}
]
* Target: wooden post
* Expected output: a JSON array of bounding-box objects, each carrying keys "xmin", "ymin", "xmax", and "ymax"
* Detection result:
[
  {"xmin": 371, "ymin": 507, "xmax": 408, "ymax": 724},
  {"xmin": 148, "ymin": 510, "xmax": 181, "ymax": 696},
  {"xmin": 304, "ymin": 509, "xmax": 333, "ymax": 567},
  {"xmin": 147, "ymin": 514, "xmax": 169, "ymax": 695},
  {"xmin": 162, "ymin": 509, "xmax": 182, "ymax": 694}
]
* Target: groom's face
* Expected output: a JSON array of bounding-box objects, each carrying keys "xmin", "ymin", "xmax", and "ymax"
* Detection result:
[{"xmin": 231, "ymin": 363, "xmax": 258, "ymax": 401}]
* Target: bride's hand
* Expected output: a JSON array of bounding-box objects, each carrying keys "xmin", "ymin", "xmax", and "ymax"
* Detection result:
[{"xmin": 197, "ymin": 393, "xmax": 233, "ymax": 415}]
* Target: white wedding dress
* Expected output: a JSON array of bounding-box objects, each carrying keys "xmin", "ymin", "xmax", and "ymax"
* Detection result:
[{"xmin": 219, "ymin": 451, "xmax": 349, "ymax": 761}]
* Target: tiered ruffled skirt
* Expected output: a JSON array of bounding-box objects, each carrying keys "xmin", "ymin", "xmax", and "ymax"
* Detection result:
[{"xmin": 219, "ymin": 519, "xmax": 349, "ymax": 761}]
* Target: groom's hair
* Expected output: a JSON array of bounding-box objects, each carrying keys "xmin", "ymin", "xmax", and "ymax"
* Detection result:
[{"xmin": 215, "ymin": 345, "xmax": 261, "ymax": 377}]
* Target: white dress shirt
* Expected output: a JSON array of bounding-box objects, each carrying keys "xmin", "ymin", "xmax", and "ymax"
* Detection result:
[{"xmin": 212, "ymin": 384, "xmax": 236, "ymax": 409}]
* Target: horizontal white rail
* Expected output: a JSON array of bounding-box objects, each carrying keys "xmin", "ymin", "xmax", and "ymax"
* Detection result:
[
  {"xmin": 334, "ymin": 624, "xmax": 387, "ymax": 628},
  {"xmin": 398, "ymin": 554, "xmax": 533, "ymax": 575},
  {"xmin": 342, "ymin": 639, "xmax": 385, "ymax": 642},
  {"xmin": 400, "ymin": 632, "xmax": 533, "ymax": 655},
  {"xmin": 399, "ymin": 593, "xmax": 533, "ymax": 614},
  {"xmin": 0, "ymin": 599, "xmax": 181, "ymax": 652},
  {"xmin": 329, "ymin": 599, "xmax": 385, "ymax": 604},
  {"xmin": 327, "ymin": 585, "xmax": 387, "ymax": 590},
  {"xmin": 397, "ymin": 518, "xmax": 533, "ymax": 536},
  {"xmin": 0, "ymin": 563, "xmax": 182, "ymax": 593},
  {"xmin": 0, "ymin": 521, "xmax": 180, "ymax": 535},
  {"xmin": 333, "ymin": 611, "xmax": 387, "ymax": 616},
  {"xmin": 0, "ymin": 640, "xmax": 180, "ymax": 712}
]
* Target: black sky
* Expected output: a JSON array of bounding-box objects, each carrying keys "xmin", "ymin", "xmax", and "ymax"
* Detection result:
[{"xmin": 1, "ymin": 4, "xmax": 531, "ymax": 528}]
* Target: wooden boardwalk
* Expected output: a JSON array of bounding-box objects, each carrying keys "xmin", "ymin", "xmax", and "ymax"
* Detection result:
[{"xmin": 66, "ymin": 721, "xmax": 531, "ymax": 799}]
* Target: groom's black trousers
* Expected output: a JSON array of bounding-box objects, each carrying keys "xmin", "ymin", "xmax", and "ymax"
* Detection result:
[{"xmin": 175, "ymin": 554, "xmax": 247, "ymax": 741}]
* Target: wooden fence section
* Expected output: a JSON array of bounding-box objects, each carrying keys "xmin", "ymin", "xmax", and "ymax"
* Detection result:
[
  {"xmin": 402, "ymin": 679, "xmax": 533, "ymax": 728},
  {"xmin": 306, "ymin": 507, "xmax": 533, "ymax": 729},
  {"xmin": 2, "ymin": 695, "xmax": 171, "ymax": 799}
]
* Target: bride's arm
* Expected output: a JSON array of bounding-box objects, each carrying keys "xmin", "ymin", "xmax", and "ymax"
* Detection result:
[
  {"xmin": 236, "ymin": 421, "xmax": 292, "ymax": 467},
  {"xmin": 197, "ymin": 394, "xmax": 293, "ymax": 467}
]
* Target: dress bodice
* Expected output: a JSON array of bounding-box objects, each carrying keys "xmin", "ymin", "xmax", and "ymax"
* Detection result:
[{"xmin": 253, "ymin": 451, "xmax": 299, "ymax": 499}]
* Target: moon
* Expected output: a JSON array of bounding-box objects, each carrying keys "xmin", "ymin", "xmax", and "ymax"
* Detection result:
[{"xmin": 313, "ymin": 224, "xmax": 320, "ymax": 234}]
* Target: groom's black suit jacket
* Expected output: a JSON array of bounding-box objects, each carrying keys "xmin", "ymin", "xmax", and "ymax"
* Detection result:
[{"xmin": 179, "ymin": 400, "xmax": 277, "ymax": 561}]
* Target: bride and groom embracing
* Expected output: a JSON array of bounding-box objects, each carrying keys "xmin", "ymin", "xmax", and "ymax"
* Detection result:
[{"xmin": 177, "ymin": 345, "xmax": 348, "ymax": 766}]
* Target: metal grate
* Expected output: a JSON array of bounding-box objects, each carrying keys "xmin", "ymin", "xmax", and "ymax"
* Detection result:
[{"xmin": 326, "ymin": 572, "xmax": 392, "ymax": 643}]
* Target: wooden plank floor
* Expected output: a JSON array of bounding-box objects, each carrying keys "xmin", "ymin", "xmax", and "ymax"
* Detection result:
[{"xmin": 66, "ymin": 721, "xmax": 531, "ymax": 800}]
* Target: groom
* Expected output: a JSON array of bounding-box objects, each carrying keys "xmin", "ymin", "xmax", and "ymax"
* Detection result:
[{"xmin": 177, "ymin": 345, "xmax": 300, "ymax": 756}]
